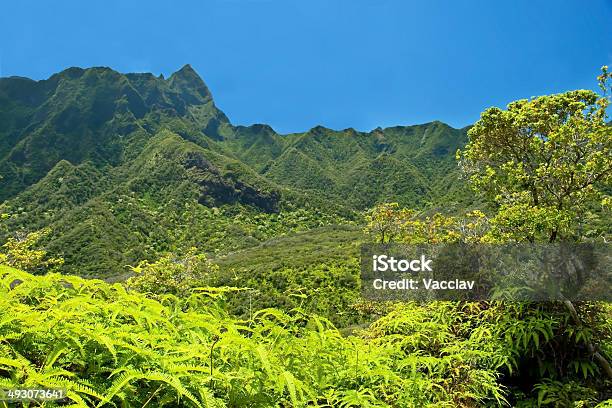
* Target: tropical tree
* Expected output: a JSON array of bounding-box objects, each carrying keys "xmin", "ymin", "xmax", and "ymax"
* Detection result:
[
  {"xmin": 364, "ymin": 202, "xmax": 414, "ymax": 243},
  {"xmin": 126, "ymin": 247, "xmax": 219, "ymax": 296},
  {"xmin": 457, "ymin": 67, "xmax": 612, "ymax": 380},
  {"xmin": 458, "ymin": 66, "xmax": 612, "ymax": 244},
  {"xmin": 0, "ymin": 227, "xmax": 64, "ymax": 273}
]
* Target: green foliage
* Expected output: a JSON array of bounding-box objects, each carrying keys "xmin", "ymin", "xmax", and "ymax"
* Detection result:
[
  {"xmin": 0, "ymin": 228, "xmax": 63, "ymax": 273},
  {"xmin": 211, "ymin": 225, "xmax": 364, "ymax": 326},
  {"xmin": 364, "ymin": 203, "xmax": 488, "ymax": 244},
  {"xmin": 4, "ymin": 266, "xmax": 608, "ymax": 406},
  {"xmin": 369, "ymin": 301, "xmax": 612, "ymax": 407},
  {"xmin": 0, "ymin": 266, "xmax": 508, "ymax": 407},
  {"xmin": 364, "ymin": 203, "xmax": 415, "ymax": 243},
  {"xmin": 458, "ymin": 67, "xmax": 612, "ymax": 243},
  {"xmin": 447, "ymin": 67, "xmax": 612, "ymax": 404},
  {"xmin": 126, "ymin": 248, "xmax": 219, "ymax": 297},
  {"xmin": 223, "ymin": 260, "xmax": 363, "ymax": 327}
]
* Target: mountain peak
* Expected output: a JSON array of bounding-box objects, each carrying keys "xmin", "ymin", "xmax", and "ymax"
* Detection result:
[
  {"xmin": 308, "ymin": 125, "xmax": 331, "ymax": 135},
  {"xmin": 168, "ymin": 64, "xmax": 212, "ymax": 104},
  {"xmin": 174, "ymin": 63, "xmax": 196, "ymax": 75}
]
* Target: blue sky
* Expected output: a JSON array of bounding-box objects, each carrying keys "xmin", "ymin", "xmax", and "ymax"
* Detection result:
[{"xmin": 1, "ymin": 0, "xmax": 611, "ymax": 133}]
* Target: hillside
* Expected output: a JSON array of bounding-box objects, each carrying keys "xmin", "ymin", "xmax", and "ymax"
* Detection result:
[{"xmin": 0, "ymin": 65, "xmax": 472, "ymax": 278}]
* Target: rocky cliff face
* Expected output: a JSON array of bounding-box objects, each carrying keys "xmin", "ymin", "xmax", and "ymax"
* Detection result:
[{"xmin": 183, "ymin": 151, "xmax": 280, "ymax": 213}]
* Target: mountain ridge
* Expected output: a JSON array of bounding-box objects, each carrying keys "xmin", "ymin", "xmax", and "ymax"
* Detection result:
[
  {"xmin": 0, "ymin": 65, "xmax": 473, "ymax": 277},
  {"xmin": 1, "ymin": 65, "xmax": 467, "ymax": 133}
]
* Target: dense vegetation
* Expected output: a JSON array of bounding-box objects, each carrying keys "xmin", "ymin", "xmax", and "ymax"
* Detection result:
[
  {"xmin": 0, "ymin": 65, "xmax": 471, "ymax": 278},
  {"xmin": 2, "ymin": 265, "xmax": 610, "ymax": 407},
  {"xmin": 0, "ymin": 65, "xmax": 611, "ymax": 406}
]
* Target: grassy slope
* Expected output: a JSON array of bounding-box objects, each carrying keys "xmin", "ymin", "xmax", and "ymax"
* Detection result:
[{"xmin": 214, "ymin": 224, "xmax": 362, "ymax": 274}]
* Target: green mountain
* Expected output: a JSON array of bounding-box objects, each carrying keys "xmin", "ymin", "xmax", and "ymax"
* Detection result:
[{"xmin": 0, "ymin": 65, "xmax": 472, "ymax": 278}]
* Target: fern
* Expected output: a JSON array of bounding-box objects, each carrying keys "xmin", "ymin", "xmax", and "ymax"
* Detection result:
[{"xmin": 1, "ymin": 265, "xmax": 609, "ymax": 407}]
